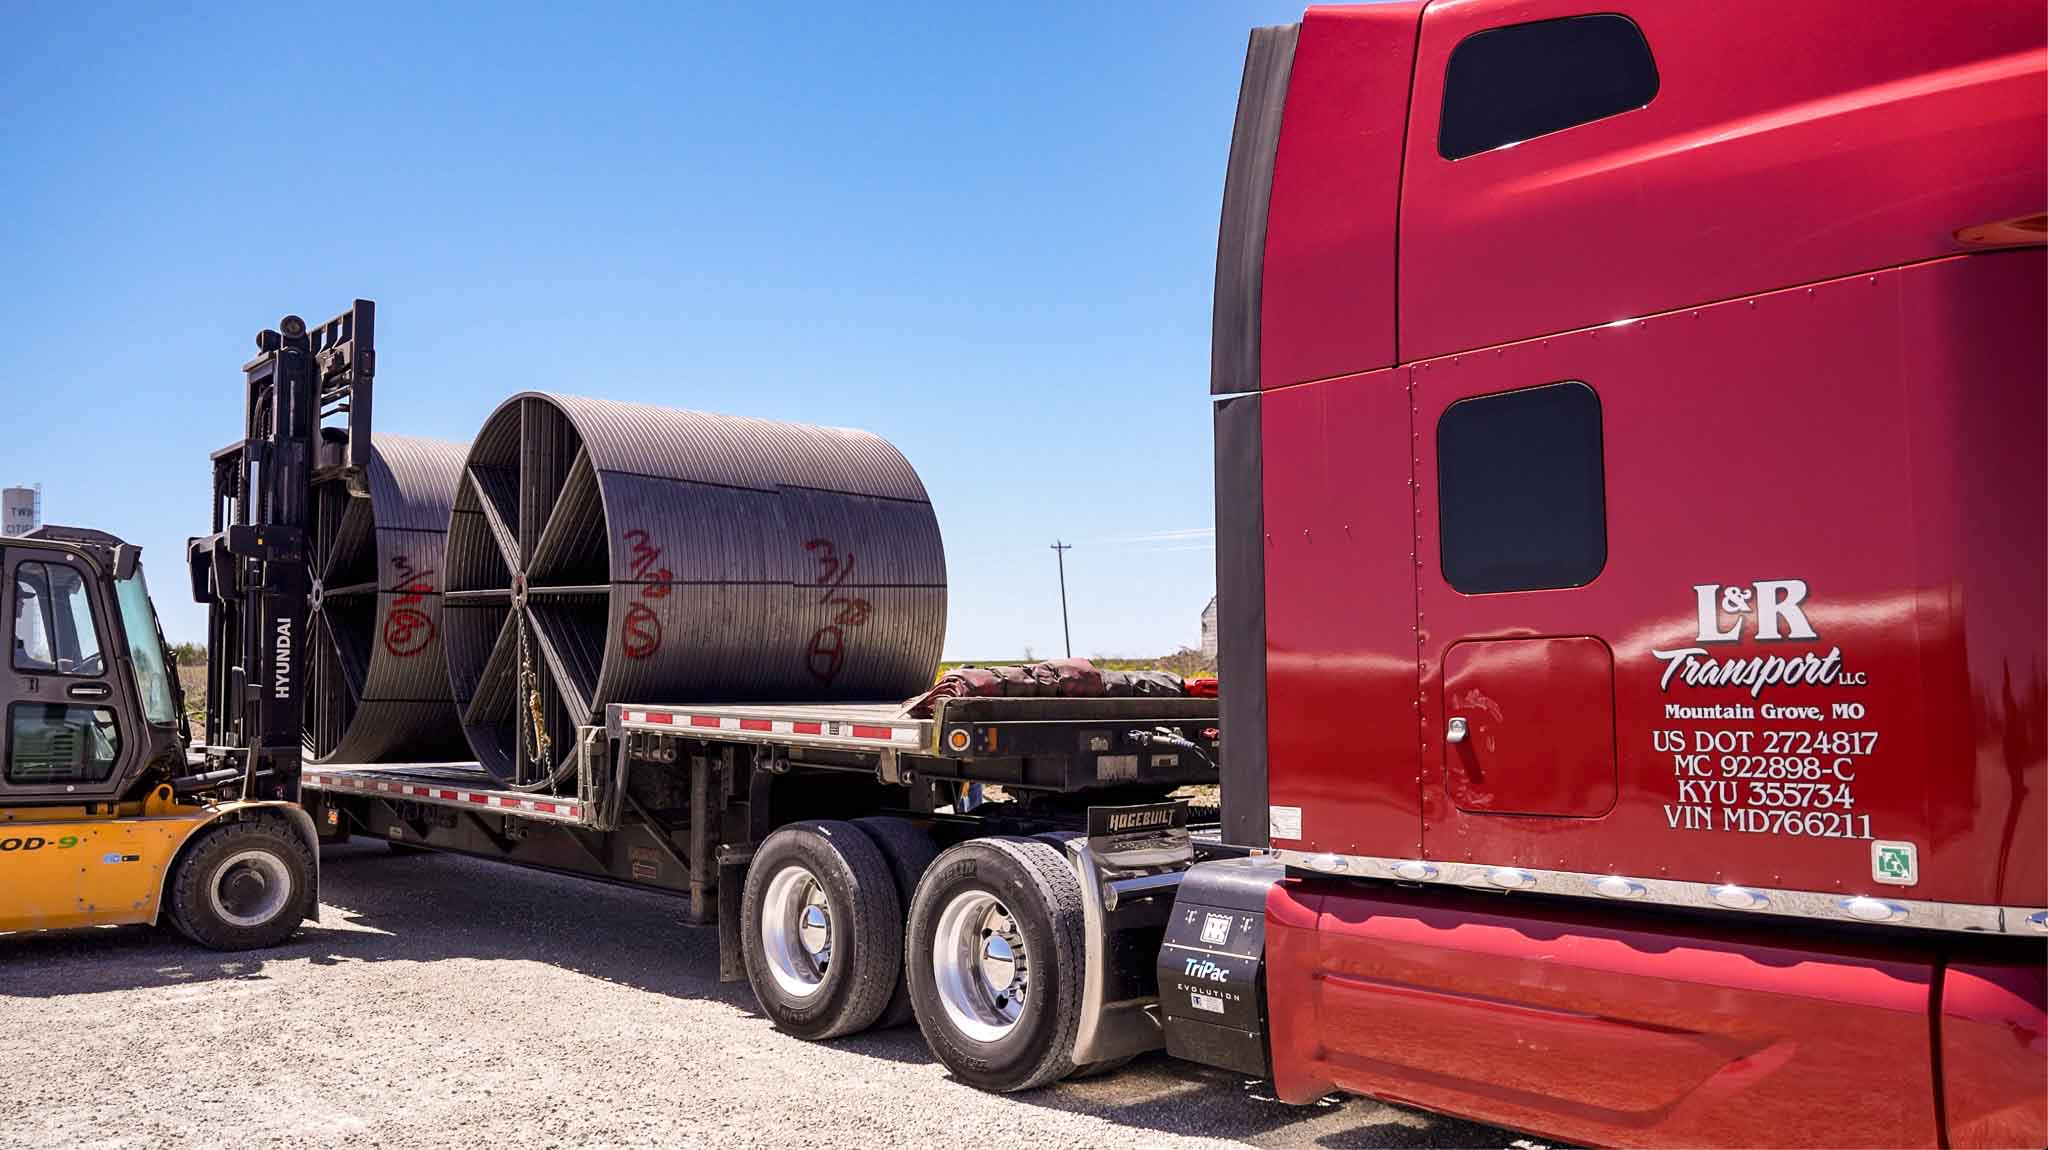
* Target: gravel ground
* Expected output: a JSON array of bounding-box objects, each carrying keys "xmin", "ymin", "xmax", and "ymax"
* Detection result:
[{"xmin": 1, "ymin": 841, "xmax": 1537, "ymax": 1150}]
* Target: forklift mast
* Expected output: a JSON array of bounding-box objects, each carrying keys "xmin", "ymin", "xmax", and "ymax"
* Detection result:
[{"xmin": 188, "ymin": 300, "xmax": 376, "ymax": 803}]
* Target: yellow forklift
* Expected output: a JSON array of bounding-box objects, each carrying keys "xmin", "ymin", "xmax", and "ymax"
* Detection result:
[{"xmin": 0, "ymin": 303, "xmax": 375, "ymax": 949}]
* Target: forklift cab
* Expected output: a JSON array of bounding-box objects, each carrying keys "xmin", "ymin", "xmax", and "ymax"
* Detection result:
[{"xmin": 0, "ymin": 527, "xmax": 183, "ymax": 804}]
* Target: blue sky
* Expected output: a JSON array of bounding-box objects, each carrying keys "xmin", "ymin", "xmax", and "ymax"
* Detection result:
[{"xmin": 1, "ymin": 2, "xmax": 1300, "ymax": 657}]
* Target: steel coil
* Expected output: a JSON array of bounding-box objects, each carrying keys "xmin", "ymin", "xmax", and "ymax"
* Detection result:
[
  {"xmin": 305, "ymin": 433, "xmax": 473, "ymax": 764},
  {"xmin": 444, "ymin": 393, "xmax": 947, "ymax": 790}
]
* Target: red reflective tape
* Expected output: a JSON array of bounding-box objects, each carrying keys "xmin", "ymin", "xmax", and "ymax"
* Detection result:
[
  {"xmin": 739, "ymin": 718, "xmax": 773, "ymax": 732},
  {"xmin": 793, "ymin": 722, "xmax": 824, "ymax": 735},
  {"xmin": 689, "ymin": 715, "xmax": 722, "ymax": 729},
  {"xmin": 851, "ymin": 725, "xmax": 894, "ymax": 741}
]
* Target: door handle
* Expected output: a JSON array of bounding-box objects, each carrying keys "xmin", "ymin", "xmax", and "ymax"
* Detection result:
[
  {"xmin": 1446, "ymin": 716, "xmax": 1468, "ymax": 744},
  {"xmin": 67, "ymin": 682, "xmax": 111, "ymax": 700}
]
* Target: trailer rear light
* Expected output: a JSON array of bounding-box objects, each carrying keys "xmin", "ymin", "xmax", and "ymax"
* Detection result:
[
  {"xmin": 1709, "ymin": 885, "xmax": 1770, "ymax": 911},
  {"xmin": 1591, "ymin": 875, "xmax": 1646, "ymax": 899},
  {"xmin": 1840, "ymin": 897, "xmax": 1908, "ymax": 923},
  {"xmin": 946, "ymin": 728, "xmax": 972, "ymax": 753}
]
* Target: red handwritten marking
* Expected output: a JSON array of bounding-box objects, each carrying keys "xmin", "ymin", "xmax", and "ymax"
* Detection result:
[
  {"xmin": 619, "ymin": 529, "xmax": 675, "ymax": 657},
  {"xmin": 805, "ymin": 538, "xmax": 873, "ymax": 685},
  {"xmin": 622, "ymin": 602, "xmax": 661, "ymax": 660},
  {"xmin": 383, "ymin": 555, "xmax": 438, "ymax": 657}
]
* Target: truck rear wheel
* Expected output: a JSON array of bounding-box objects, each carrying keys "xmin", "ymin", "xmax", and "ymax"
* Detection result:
[
  {"xmin": 851, "ymin": 816, "xmax": 939, "ymax": 1028},
  {"xmin": 741, "ymin": 820, "xmax": 902, "ymax": 1040},
  {"xmin": 164, "ymin": 818, "xmax": 314, "ymax": 951},
  {"xmin": 907, "ymin": 837, "xmax": 1084, "ymax": 1092}
]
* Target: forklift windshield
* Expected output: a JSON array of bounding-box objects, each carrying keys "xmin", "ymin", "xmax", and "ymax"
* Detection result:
[{"xmin": 114, "ymin": 566, "xmax": 177, "ymax": 725}]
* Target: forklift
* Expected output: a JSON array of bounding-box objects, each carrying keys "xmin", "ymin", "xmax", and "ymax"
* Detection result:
[{"xmin": 0, "ymin": 302, "xmax": 377, "ymax": 950}]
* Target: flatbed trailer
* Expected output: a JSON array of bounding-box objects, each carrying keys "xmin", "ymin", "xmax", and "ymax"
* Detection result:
[{"xmin": 303, "ymin": 693, "xmax": 1225, "ymax": 1040}]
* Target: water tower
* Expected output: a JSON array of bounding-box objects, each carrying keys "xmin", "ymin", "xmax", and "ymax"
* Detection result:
[{"xmin": 1, "ymin": 485, "xmax": 40, "ymax": 537}]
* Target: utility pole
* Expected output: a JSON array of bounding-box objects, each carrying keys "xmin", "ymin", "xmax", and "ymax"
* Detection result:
[{"xmin": 1050, "ymin": 540, "xmax": 1073, "ymax": 658}]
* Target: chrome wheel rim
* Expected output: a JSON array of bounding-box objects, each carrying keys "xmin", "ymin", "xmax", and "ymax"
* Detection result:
[
  {"xmin": 932, "ymin": 890, "xmax": 1027, "ymax": 1042},
  {"xmin": 761, "ymin": 865, "xmax": 833, "ymax": 998},
  {"xmin": 208, "ymin": 848, "xmax": 294, "ymax": 928}
]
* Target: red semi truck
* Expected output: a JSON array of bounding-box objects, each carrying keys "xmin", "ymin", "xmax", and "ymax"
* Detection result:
[
  {"xmin": 1200, "ymin": 1, "xmax": 2046, "ymax": 1145},
  {"xmin": 298, "ymin": 2, "xmax": 2045, "ymax": 1146}
]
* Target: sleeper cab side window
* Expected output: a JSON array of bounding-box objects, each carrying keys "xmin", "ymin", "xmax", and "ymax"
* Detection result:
[
  {"xmin": 1438, "ymin": 382, "xmax": 1606, "ymax": 594},
  {"xmin": 1438, "ymin": 13, "xmax": 1659, "ymax": 160}
]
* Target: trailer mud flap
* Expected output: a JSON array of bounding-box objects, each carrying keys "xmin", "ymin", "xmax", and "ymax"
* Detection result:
[
  {"xmin": 1067, "ymin": 802, "xmax": 1195, "ymax": 1066},
  {"xmin": 1157, "ymin": 855, "xmax": 1284, "ymax": 1078}
]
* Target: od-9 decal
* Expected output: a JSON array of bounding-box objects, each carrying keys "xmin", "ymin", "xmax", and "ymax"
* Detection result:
[{"xmin": 0, "ymin": 834, "xmax": 81, "ymax": 853}]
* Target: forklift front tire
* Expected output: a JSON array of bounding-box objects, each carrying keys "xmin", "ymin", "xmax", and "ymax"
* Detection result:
[{"xmin": 165, "ymin": 818, "xmax": 315, "ymax": 951}]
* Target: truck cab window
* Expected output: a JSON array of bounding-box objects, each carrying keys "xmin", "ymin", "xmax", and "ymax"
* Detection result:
[
  {"xmin": 1437, "ymin": 381, "xmax": 1606, "ymax": 593},
  {"xmin": 1438, "ymin": 14, "xmax": 1658, "ymax": 160},
  {"xmin": 12, "ymin": 561, "xmax": 104, "ymax": 676}
]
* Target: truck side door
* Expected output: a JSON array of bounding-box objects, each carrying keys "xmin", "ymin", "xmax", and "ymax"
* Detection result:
[{"xmin": 0, "ymin": 545, "xmax": 137, "ymax": 803}]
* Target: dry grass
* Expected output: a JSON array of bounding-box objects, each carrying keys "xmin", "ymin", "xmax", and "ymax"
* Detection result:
[{"xmin": 176, "ymin": 663, "xmax": 206, "ymax": 722}]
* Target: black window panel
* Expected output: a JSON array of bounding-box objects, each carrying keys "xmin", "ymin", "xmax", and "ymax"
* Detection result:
[
  {"xmin": 7, "ymin": 703, "xmax": 122, "ymax": 784},
  {"xmin": 1439, "ymin": 14, "xmax": 1658, "ymax": 160},
  {"xmin": 1438, "ymin": 382, "xmax": 1606, "ymax": 594}
]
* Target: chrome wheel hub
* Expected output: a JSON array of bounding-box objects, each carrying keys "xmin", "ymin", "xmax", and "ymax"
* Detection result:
[
  {"xmin": 933, "ymin": 891, "xmax": 1028, "ymax": 1043},
  {"xmin": 761, "ymin": 865, "xmax": 833, "ymax": 998}
]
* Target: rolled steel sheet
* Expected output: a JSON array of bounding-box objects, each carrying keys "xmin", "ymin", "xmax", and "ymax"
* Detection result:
[
  {"xmin": 445, "ymin": 393, "xmax": 947, "ymax": 790},
  {"xmin": 305, "ymin": 433, "xmax": 473, "ymax": 764}
]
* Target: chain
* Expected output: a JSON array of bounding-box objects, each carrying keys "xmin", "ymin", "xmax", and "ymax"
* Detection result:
[{"xmin": 516, "ymin": 611, "xmax": 551, "ymax": 776}]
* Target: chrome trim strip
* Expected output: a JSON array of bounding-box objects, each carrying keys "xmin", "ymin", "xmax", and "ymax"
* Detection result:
[{"xmin": 1271, "ymin": 850, "xmax": 2047, "ymax": 936}]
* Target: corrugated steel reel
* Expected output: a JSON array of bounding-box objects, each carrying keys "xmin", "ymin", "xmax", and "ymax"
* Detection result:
[
  {"xmin": 444, "ymin": 392, "xmax": 947, "ymax": 791},
  {"xmin": 305, "ymin": 433, "xmax": 473, "ymax": 764}
]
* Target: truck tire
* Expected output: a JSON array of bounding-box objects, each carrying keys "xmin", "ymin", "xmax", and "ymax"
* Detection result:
[
  {"xmin": 164, "ymin": 817, "xmax": 314, "ymax": 951},
  {"xmin": 741, "ymin": 820, "xmax": 902, "ymax": 1040},
  {"xmin": 906, "ymin": 837, "xmax": 1085, "ymax": 1092},
  {"xmin": 851, "ymin": 816, "xmax": 940, "ymax": 1028}
]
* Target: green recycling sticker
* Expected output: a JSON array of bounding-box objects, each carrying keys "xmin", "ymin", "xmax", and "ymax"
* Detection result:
[{"xmin": 1872, "ymin": 841, "xmax": 1917, "ymax": 886}]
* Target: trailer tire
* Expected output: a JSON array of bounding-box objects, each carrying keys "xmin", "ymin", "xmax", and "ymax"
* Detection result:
[
  {"xmin": 851, "ymin": 817, "xmax": 939, "ymax": 1028},
  {"xmin": 164, "ymin": 817, "xmax": 314, "ymax": 951},
  {"xmin": 742, "ymin": 820, "xmax": 902, "ymax": 1041},
  {"xmin": 907, "ymin": 837, "xmax": 1084, "ymax": 1093}
]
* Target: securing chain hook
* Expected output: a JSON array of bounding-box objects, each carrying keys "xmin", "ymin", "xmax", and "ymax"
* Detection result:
[{"xmin": 516, "ymin": 611, "xmax": 551, "ymax": 777}]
